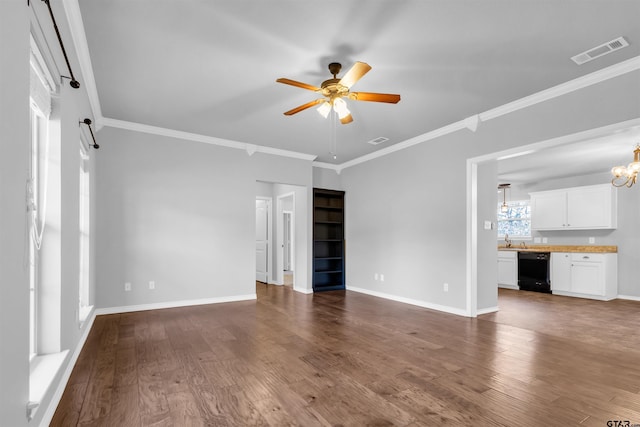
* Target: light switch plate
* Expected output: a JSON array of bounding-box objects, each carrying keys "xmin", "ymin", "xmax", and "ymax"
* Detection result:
[{"xmin": 484, "ymin": 220, "xmax": 493, "ymax": 230}]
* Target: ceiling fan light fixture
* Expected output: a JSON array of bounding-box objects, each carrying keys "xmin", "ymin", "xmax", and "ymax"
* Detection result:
[
  {"xmin": 317, "ymin": 101, "xmax": 331, "ymax": 118},
  {"xmin": 332, "ymin": 98, "xmax": 350, "ymax": 119}
]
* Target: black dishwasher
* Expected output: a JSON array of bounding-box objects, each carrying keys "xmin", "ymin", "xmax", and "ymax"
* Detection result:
[{"xmin": 517, "ymin": 252, "xmax": 551, "ymax": 293}]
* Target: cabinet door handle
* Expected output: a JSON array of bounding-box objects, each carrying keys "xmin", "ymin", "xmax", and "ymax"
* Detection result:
[{"xmin": 583, "ymin": 256, "xmax": 589, "ymax": 259}]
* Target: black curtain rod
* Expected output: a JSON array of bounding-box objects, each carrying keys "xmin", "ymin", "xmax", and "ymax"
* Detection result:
[
  {"xmin": 41, "ymin": 0, "xmax": 80, "ymax": 89},
  {"xmin": 80, "ymin": 119, "xmax": 99, "ymax": 149}
]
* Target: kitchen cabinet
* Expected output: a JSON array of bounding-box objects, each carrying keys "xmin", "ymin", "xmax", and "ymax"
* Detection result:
[
  {"xmin": 550, "ymin": 253, "xmax": 571, "ymax": 292},
  {"xmin": 530, "ymin": 184, "xmax": 617, "ymax": 231},
  {"xmin": 550, "ymin": 252, "xmax": 617, "ymax": 300},
  {"xmin": 497, "ymin": 251, "xmax": 518, "ymax": 289}
]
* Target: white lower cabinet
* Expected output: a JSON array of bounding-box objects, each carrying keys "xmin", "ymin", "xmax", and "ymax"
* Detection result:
[
  {"xmin": 497, "ymin": 251, "xmax": 518, "ymax": 289},
  {"xmin": 550, "ymin": 252, "xmax": 617, "ymax": 300}
]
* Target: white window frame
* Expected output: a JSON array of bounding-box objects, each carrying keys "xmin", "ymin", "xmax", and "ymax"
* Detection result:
[{"xmin": 78, "ymin": 142, "xmax": 92, "ymax": 324}]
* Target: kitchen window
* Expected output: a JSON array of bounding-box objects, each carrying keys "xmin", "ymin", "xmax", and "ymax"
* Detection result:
[{"xmin": 497, "ymin": 200, "xmax": 531, "ymax": 239}]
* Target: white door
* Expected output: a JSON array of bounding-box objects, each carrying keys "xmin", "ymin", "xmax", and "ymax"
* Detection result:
[
  {"xmin": 256, "ymin": 199, "xmax": 268, "ymax": 282},
  {"xmin": 283, "ymin": 212, "xmax": 292, "ymax": 271}
]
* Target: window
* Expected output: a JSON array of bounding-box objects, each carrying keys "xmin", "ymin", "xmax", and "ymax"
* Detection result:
[
  {"xmin": 28, "ymin": 68, "xmax": 51, "ymax": 359},
  {"xmin": 497, "ymin": 200, "xmax": 531, "ymax": 239},
  {"xmin": 78, "ymin": 145, "xmax": 91, "ymax": 322}
]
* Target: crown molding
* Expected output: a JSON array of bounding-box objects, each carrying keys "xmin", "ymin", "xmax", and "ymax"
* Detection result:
[
  {"xmin": 313, "ymin": 55, "xmax": 640, "ymax": 172},
  {"xmin": 61, "ymin": 0, "xmax": 103, "ymax": 128},
  {"xmin": 61, "ymin": 1, "xmax": 639, "ymax": 170},
  {"xmin": 479, "ymin": 55, "xmax": 640, "ymax": 122},
  {"xmin": 101, "ymin": 117, "xmax": 318, "ymax": 161}
]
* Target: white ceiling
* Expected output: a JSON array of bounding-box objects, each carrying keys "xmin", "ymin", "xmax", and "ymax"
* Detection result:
[{"xmin": 78, "ymin": 0, "xmax": 640, "ymax": 171}]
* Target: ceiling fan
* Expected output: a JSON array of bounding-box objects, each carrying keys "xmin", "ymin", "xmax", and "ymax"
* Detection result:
[{"xmin": 276, "ymin": 61, "xmax": 401, "ymax": 124}]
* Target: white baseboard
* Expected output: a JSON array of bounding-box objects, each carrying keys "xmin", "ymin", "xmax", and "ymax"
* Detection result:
[
  {"xmin": 95, "ymin": 294, "xmax": 257, "ymax": 315},
  {"xmin": 617, "ymin": 294, "xmax": 640, "ymax": 301},
  {"xmin": 477, "ymin": 306, "xmax": 499, "ymax": 315},
  {"xmin": 38, "ymin": 308, "xmax": 97, "ymax": 427},
  {"xmin": 293, "ymin": 286, "xmax": 313, "ymax": 294},
  {"xmin": 346, "ymin": 286, "xmax": 469, "ymax": 317}
]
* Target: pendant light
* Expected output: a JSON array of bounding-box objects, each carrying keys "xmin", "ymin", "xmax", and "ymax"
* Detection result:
[{"xmin": 498, "ymin": 183, "xmax": 511, "ymax": 213}]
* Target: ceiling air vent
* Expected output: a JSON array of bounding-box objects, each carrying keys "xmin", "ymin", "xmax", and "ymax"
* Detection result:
[
  {"xmin": 367, "ymin": 136, "xmax": 389, "ymax": 145},
  {"xmin": 571, "ymin": 37, "xmax": 629, "ymax": 65}
]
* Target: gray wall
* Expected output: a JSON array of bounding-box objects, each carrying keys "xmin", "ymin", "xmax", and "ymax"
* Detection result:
[
  {"xmin": 95, "ymin": 127, "xmax": 313, "ymax": 308},
  {"xmin": 508, "ymin": 172, "xmax": 640, "ymax": 297},
  {"xmin": 1, "ymin": 0, "xmax": 97, "ymax": 424},
  {"xmin": 477, "ymin": 161, "xmax": 499, "ymax": 311},
  {"xmin": 340, "ymin": 69, "xmax": 640, "ymax": 314},
  {"xmin": 313, "ymin": 167, "xmax": 343, "ymax": 191}
]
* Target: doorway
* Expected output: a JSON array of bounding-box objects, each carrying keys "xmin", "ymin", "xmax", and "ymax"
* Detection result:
[
  {"xmin": 276, "ymin": 192, "xmax": 295, "ymax": 287},
  {"xmin": 282, "ymin": 211, "xmax": 294, "ymax": 286},
  {"xmin": 467, "ymin": 118, "xmax": 640, "ymax": 316}
]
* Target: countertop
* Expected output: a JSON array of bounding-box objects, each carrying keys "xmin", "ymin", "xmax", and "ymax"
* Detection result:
[{"xmin": 498, "ymin": 245, "xmax": 617, "ymax": 253}]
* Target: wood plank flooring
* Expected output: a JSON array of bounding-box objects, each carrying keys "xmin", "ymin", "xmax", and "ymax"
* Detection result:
[{"xmin": 52, "ymin": 286, "xmax": 640, "ymax": 426}]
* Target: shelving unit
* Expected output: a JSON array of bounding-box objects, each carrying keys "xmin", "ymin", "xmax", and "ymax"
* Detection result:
[{"xmin": 313, "ymin": 188, "xmax": 345, "ymax": 292}]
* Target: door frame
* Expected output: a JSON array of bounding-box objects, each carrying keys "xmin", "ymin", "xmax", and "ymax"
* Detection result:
[
  {"xmin": 256, "ymin": 196, "xmax": 273, "ymax": 284},
  {"xmin": 276, "ymin": 191, "xmax": 295, "ymax": 286},
  {"xmin": 466, "ymin": 118, "xmax": 640, "ymax": 317},
  {"xmin": 283, "ymin": 210, "xmax": 294, "ymax": 272}
]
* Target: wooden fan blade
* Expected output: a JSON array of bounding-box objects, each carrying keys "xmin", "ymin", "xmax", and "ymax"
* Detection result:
[
  {"xmin": 340, "ymin": 114, "xmax": 353, "ymax": 125},
  {"xmin": 349, "ymin": 92, "xmax": 401, "ymax": 103},
  {"xmin": 283, "ymin": 98, "xmax": 324, "ymax": 116},
  {"xmin": 276, "ymin": 78, "xmax": 321, "ymax": 92},
  {"xmin": 338, "ymin": 61, "xmax": 371, "ymax": 89}
]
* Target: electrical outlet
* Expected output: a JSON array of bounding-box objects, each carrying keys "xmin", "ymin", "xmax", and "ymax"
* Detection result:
[
  {"xmin": 380, "ymin": 274, "xmax": 384, "ymax": 282},
  {"xmin": 588, "ymin": 237, "xmax": 595, "ymax": 244},
  {"xmin": 374, "ymin": 273, "xmax": 379, "ymax": 281},
  {"xmin": 444, "ymin": 283, "xmax": 449, "ymax": 292},
  {"xmin": 534, "ymin": 237, "xmax": 541, "ymax": 244},
  {"xmin": 149, "ymin": 281, "xmax": 155, "ymax": 290},
  {"xmin": 542, "ymin": 237, "xmax": 548, "ymax": 243},
  {"xmin": 124, "ymin": 282, "xmax": 131, "ymax": 291}
]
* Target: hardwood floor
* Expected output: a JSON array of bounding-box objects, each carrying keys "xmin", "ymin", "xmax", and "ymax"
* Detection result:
[{"xmin": 52, "ymin": 286, "xmax": 640, "ymax": 426}]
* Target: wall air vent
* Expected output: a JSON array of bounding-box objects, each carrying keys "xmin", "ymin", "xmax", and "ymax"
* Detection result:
[
  {"xmin": 571, "ymin": 37, "xmax": 629, "ymax": 65},
  {"xmin": 367, "ymin": 137, "xmax": 389, "ymax": 145}
]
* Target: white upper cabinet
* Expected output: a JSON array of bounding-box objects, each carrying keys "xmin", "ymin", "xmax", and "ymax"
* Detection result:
[{"xmin": 530, "ymin": 184, "xmax": 617, "ymax": 231}]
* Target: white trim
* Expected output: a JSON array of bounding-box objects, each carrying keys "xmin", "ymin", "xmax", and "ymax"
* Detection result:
[
  {"xmin": 336, "ymin": 121, "xmax": 467, "ymax": 171},
  {"xmin": 293, "ymin": 286, "xmax": 313, "ymax": 295},
  {"xmin": 63, "ymin": 0, "xmax": 639, "ymax": 170},
  {"xmin": 28, "ymin": 5, "xmax": 61, "ymax": 91},
  {"xmin": 61, "ymin": 0, "xmax": 103, "ymax": 127},
  {"xmin": 312, "ymin": 55, "xmax": 640, "ymax": 172},
  {"xmin": 466, "ymin": 161, "xmax": 478, "ymax": 317},
  {"xmin": 276, "ymin": 191, "xmax": 296, "ymax": 285},
  {"xmin": 347, "ymin": 286, "xmax": 470, "ymax": 317},
  {"xmin": 38, "ymin": 309, "xmax": 96, "ymax": 427},
  {"xmin": 312, "ymin": 161, "xmax": 343, "ymax": 174},
  {"xmin": 94, "ymin": 294, "xmax": 257, "ymax": 315},
  {"xmin": 101, "ymin": 117, "xmax": 317, "ymax": 161},
  {"xmin": 479, "ymin": 55, "xmax": 640, "ymax": 122},
  {"xmin": 616, "ymin": 295, "xmax": 640, "ymax": 302},
  {"xmin": 477, "ymin": 306, "xmax": 499, "ymax": 315}
]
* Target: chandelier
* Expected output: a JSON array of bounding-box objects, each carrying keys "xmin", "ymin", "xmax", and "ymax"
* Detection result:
[{"xmin": 611, "ymin": 144, "xmax": 640, "ymax": 188}]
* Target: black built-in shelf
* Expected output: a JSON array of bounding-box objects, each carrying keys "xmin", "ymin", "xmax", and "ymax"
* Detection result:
[{"xmin": 313, "ymin": 188, "xmax": 345, "ymax": 292}]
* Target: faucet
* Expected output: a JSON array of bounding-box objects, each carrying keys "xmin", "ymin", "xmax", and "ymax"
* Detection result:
[{"xmin": 504, "ymin": 234, "xmax": 512, "ymax": 248}]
